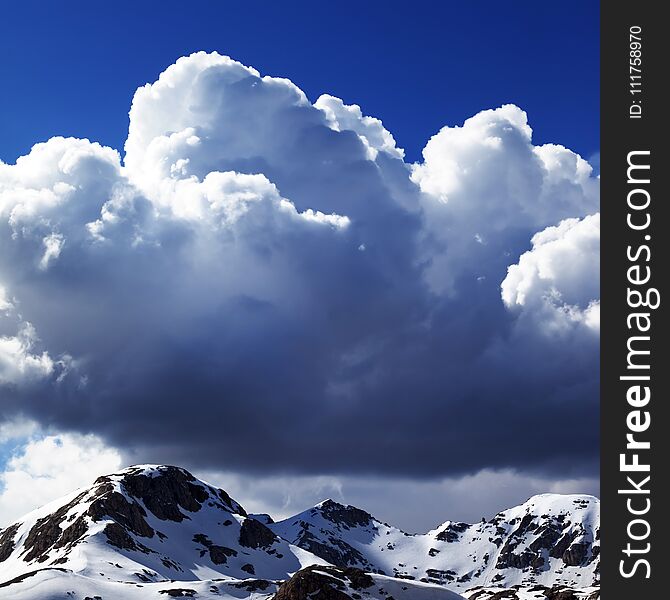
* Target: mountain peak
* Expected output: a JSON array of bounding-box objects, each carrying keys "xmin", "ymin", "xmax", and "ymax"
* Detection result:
[
  {"xmin": 521, "ymin": 492, "xmax": 599, "ymax": 506},
  {"xmin": 0, "ymin": 463, "xmax": 251, "ymax": 571},
  {"xmin": 314, "ymin": 499, "xmax": 375, "ymax": 529},
  {"xmin": 0, "ymin": 464, "xmax": 325, "ymax": 591},
  {"xmin": 490, "ymin": 493, "xmax": 600, "ymax": 525},
  {"xmin": 0, "ymin": 468, "xmax": 599, "ymax": 600},
  {"xmin": 102, "ymin": 464, "xmax": 193, "ymax": 479}
]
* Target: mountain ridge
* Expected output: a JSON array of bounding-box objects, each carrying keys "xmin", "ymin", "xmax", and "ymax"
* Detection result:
[{"xmin": 0, "ymin": 465, "xmax": 600, "ymax": 600}]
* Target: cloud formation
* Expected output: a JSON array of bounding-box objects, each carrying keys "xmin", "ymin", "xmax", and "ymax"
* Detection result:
[
  {"xmin": 0, "ymin": 323, "xmax": 60, "ymax": 385},
  {"xmin": 0, "ymin": 430, "xmax": 122, "ymax": 525},
  {"xmin": 502, "ymin": 213, "xmax": 600, "ymax": 334},
  {"xmin": 200, "ymin": 466, "xmax": 600, "ymax": 533},
  {"xmin": 0, "ymin": 426, "xmax": 598, "ymax": 530},
  {"xmin": 0, "ymin": 52, "xmax": 599, "ymax": 482}
]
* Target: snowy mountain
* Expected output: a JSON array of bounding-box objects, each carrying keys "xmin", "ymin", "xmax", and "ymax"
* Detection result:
[
  {"xmin": 271, "ymin": 494, "xmax": 600, "ymax": 592},
  {"xmin": 0, "ymin": 465, "xmax": 599, "ymax": 600}
]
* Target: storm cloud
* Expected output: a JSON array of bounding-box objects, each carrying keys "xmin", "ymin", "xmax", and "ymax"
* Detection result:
[{"xmin": 0, "ymin": 52, "xmax": 599, "ymax": 480}]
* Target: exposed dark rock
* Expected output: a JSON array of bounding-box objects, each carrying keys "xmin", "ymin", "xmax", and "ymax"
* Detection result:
[
  {"xmin": 231, "ymin": 579, "xmax": 273, "ymax": 592},
  {"xmin": 275, "ymin": 574, "xmax": 350, "ymax": 600},
  {"xmin": 209, "ymin": 545, "xmax": 237, "ymax": 565},
  {"xmin": 294, "ymin": 530, "xmax": 369, "ymax": 568},
  {"xmin": 161, "ymin": 557, "xmax": 183, "ymax": 571},
  {"xmin": 120, "ymin": 466, "xmax": 210, "ymax": 522},
  {"xmin": 21, "ymin": 491, "xmax": 89, "ymax": 562},
  {"xmin": 89, "ymin": 490, "xmax": 154, "ymax": 538},
  {"xmin": 250, "ymin": 513, "xmax": 274, "ymax": 525},
  {"xmin": 192, "ymin": 533, "xmax": 237, "ymax": 564},
  {"xmin": 218, "ymin": 488, "xmax": 246, "ymax": 516},
  {"xmin": 425, "ymin": 568, "xmax": 457, "ymax": 582},
  {"xmin": 543, "ymin": 586, "xmax": 580, "ymax": 600},
  {"xmin": 562, "ymin": 542, "xmax": 589, "ymax": 566},
  {"xmin": 274, "ymin": 565, "xmax": 371, "ymax": 600},
  {"xmin": 514, "ymin": 514, "xmax": 537, "ymax": 536},
  {"xmin": 435, "ymin": 522, "xmax": 469, "ymax": 543},
  {"xmin": 53, "ymin": 515, "xmax": 89, "ymax": 551},
  {"xmin": 0, "ymin": 523, "xmax": 20, "ymax": 562},
  {"xmin": 20, "ymin": 468, "xmax": 208, "ymax": 564},
  {"xmin": 341, "ymin": 567, "xmax": 374, "ymax": 590},
  {"xmin": 158, "ymin": 589, "xmax": 197, "ymax": 597},
  {"xmin": 0, "ymin": 568, "xmax": 69, "ymax": 589},
  {"xmin": 486, "ymin": 591, "xmax": 520, "ymax": 600},
  {"xmin": 241, "ymin": 563, "xmax": 255, "ymax": 575},
  {"xmin": 529, "ymin": 523, "xmax": 562, "ymax": 553},
  {"xmin": 104, "ymin": 523, "xmax": 138, "ymax": 551},
  {"xmin": 238, "ymin": 517, "xmax": 277, "ymax": 549},
  {"xmin": 467, "ymin": 590, "xmax": 491, "ymax": 600},
  {"xmin": 496, "ymin": 547, "xmax": 545, "ymax": 571},
  {"xmin": 528, "ymin": 585, "xmax": 549, "ymax": 592},
  {"xmin": 550, "ymin": 530, "xmax": 580, "ymax": 561},
  {"xmin": 319, "ymin": 501, "xmax": 373, "ymax": 529}
]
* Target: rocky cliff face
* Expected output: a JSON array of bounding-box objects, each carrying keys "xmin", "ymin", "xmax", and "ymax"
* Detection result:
[{"xmin": 0, "ymin": 465, "xmax": 599, "ymax": 600}]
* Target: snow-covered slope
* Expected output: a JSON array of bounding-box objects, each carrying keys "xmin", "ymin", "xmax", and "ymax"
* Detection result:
[
  {"xmin": 271, "ymin": 494, "xmax": 600, "ymax": 593},
  {"xmin": 0, "ymin": 465, "xmax": 322, "ymax": 584},
  {"xmin": 0, "ymin": 465, "xmax": 463, "ymax": 599},
  {"xmin": 0, "ymin": 465, "xmax": 598, "ymax": 599}
]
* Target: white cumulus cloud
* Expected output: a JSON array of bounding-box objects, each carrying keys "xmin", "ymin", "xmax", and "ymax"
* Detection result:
[
  {"xmin": 501, "ymin": 213, "xmax": 600, "ymax": 334},
  {"xmin": 0, "ymin": 322, "xmax": 57, "ymax": 385},
  {"xmin": 315, "ymin": 94, "xmax": 404, "ymax": 160},
  {"xmin": 408, "ymin": 105, "xmax": 598, "ymax": 295},
  {"xmin": 0, "ymin": 432, "xmax": 123, "ymax": 526},
  {"xmin": 0, "ymin": 52, "xmax": 600, "ymax": 487}
]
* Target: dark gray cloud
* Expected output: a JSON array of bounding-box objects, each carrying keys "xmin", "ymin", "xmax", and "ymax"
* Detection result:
[{"xmin": 0, "ymin": 53, "xmax": 599, "ymax": 482}]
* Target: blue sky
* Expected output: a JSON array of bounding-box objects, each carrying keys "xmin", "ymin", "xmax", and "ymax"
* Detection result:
[
  {"xmin": 0, "ymin": 0, "xmax": 599, "ymax": 164},
  {"xmin": 0, "ymin": 1, "xmax": 600, "ymax": 529}
]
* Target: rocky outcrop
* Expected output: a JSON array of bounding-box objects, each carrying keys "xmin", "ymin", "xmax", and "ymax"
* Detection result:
[
  {"xmin": 117, "ymin": 466, "xmax": 211, "ymax": 521},
  {"xmin": 465, "ymin": 586, "xmax": 599, "ymax": 600},
  {"xmin": 21, "ymin": 491, "xmax": 88, "ymax": 562},
  {"xmin": 436, "ymin": 522, "xmax": 470, "ymax": 543},
  {"xmin": 238, "ymin": 517, "xmax": 277, "ymax": 549},
  {"xmin": 319, "ymin": 500, "xmax": 374, "ymax": 529},
  {"xmin": 274, "ymin": 565, "xmax": 373, "ymax": 600},
  {"xmin": 13, "ymin": 465, "xmax": 252, "ymax": 568},
  {"xmin": 0, "ymin": 524, "xmax": 20, "ymax": 562},
  {"xmin": 89, "ymin": 489, "xmax": 155, "ymax": 537},
  {"xmin": 294, "ymin": 529, "xmax": 370, "ymax": 570},
  {"xmin": 562, "ymin": 542, "xmax": 590, "ymax": 567},
  {"xmin": 193, "ymin": 533, "xmax": 238, "ymax": 564},
  {"xmin": 104, "ymin": 522, "xmax": 142, "ymax": 551}
]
